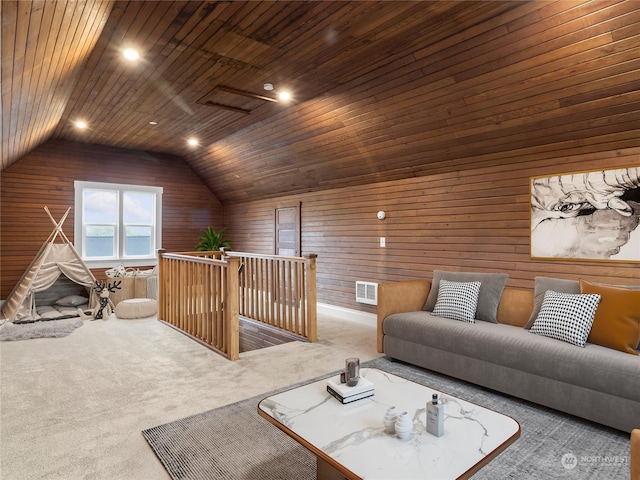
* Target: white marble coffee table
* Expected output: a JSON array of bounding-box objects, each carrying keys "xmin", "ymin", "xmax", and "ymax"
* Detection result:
[{"xmin": 258, "ymin": 368, "xmax": 520, "ymax": 479}]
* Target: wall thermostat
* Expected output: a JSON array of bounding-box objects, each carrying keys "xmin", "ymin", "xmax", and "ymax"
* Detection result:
[{"xmin": 377, "ymin": 210, "xmax": 386, "ymax": 220}]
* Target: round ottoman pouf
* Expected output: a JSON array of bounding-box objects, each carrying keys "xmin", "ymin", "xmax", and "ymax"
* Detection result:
[{"xmin": 115, "ymin": 298, "xmax": 158, "ymax": 319}]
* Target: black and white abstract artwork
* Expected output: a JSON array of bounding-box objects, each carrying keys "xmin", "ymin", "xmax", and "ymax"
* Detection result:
[{"xmin": 531, "ymin": 166, "xmax": 640, "ymax": 262}]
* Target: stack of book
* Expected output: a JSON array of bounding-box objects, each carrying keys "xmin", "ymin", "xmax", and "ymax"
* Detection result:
[{"xmin": 327, "ymin": 376, "xmax": 374, "ymax": 404}]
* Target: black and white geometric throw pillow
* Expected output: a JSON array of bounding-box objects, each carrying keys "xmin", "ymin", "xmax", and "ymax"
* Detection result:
[
  {"xmin": 530, "ymin": 290, "xmax": 601, "ymax": 347},
  {"xmin": 432, "ymin": 279, "xmax": 481, "ymax": 323}
]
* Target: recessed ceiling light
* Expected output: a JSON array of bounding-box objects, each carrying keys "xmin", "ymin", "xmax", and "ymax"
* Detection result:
[
  {"xmin": 149, "ymin": 121, "xmax": 158, "ymax": 125},
  {"xmin": 123, "ymin": 48, "xmax": 139, "ymax": 61},
  {"xmin": 278, "ymin": 91, "xmax": 292, "ymax": 102},
  {"xmin": 74, "ymin": 120, "xmax": 87, "ymax": 129},
  {"xmin": 263, "ymin": 83, "xmax": 274, "ymax": 91},
  {"xmin": 187, "ymin": 138, "xmax": 199, "ymax": 147}
]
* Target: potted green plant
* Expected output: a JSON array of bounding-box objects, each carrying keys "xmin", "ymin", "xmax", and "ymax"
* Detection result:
[{"xmin": 194, "ymin": 227, "xmax": 231, "ymax": 251}]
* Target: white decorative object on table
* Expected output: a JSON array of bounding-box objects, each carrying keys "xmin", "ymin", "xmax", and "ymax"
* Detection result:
[
  {"xmin": 383, "ymin": 406, "xmax": 398, "ymax": 433},
  {"xmin": 395, "ymin": 410, "xmax": 412, "ymax": 441}
]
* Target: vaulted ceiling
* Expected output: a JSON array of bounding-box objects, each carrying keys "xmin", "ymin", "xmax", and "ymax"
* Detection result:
[{"xmin": 3, "ymin": 1, "xmax": 639, "ymax": 203}]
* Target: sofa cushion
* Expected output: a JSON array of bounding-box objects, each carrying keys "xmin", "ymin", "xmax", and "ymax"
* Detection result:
[
  {"xmin": 496, "ymin": 288, "xmax": 534, "ymax": 327},
  {"xmin": 383, "ymin": 311, "xmax": 640, "ymax": 401},
  {"xmin": 529, "ymin": 290, "xmax": 601, "ymax": 347},
  {"xmin": 423, "ymin": 271, "xmax": 508, "ymax": 323},
  {"xmin": 580, "ymin": 279, "xmax": 640, "ymax": 355},
  {"xmin": 432, "ymin": 280, "xmax": 480, "ymax": 323},
  {"xmin": 525, "ymin": 276, "xmax": 580, "ymax": 329}
]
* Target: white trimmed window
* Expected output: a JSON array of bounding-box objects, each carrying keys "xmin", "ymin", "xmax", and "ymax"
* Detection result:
[{"xmin": 74, "ymin": 181, "xmax": 162, "ymax": 267}]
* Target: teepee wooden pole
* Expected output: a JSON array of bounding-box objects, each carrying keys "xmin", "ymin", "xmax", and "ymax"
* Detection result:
[{"xmin": 44, "ymin": 206, "xmax": 71, "ymax": 243}]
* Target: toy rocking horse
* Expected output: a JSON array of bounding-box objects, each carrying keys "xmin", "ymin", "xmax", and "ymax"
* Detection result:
[{"xmin": 78, "ymin": 280, "xmax": 122, "ymax": 320}]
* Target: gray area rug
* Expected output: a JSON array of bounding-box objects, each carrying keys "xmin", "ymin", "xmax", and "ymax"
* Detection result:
[
  {"xmin": 143, "ymin": 356, "xmax": 630, "ymax": 480},
  {"xmin": 143, "ymin": 388, "xmax": 318, "ymax": 480},
  {"xmin": 0, "ymin": 318, "xmax": 84, "ymax": 341}
]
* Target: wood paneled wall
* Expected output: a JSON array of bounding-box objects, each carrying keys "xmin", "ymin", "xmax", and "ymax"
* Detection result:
[
  {"xmin": 0, "ymin": 140, "xmax": 223, "ymax": 298},
  {"xmin": 225, "ymin": 147, "xmax": 640, "ymax": 315},
  {"xmin": 3, "ymin": 140, "xmax": 638, "ymax": 311}
]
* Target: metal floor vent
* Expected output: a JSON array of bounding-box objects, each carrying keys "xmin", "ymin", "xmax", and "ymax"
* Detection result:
[{"xmin": 355, "ymin": 281, "xmax": 378, "ymax": 305}]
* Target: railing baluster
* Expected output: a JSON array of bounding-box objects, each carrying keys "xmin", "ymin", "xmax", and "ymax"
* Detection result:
[
  {"xmin": 264, "ymin": 258, "xmax": 275, "ymax": 325},
  {"xmin": 294, "ymin": 260, "xmax": 301, "ymax": 335},
  {"xmin": 259, "ymin": 257, "xmax": 265, "ymax": 322},
  {"xmin": 302, "ymin": 259, "xmax": 307, "ymax": 334},
  {"xmin": 286, "ymin": 260, "xmax": 292, "ymax": 332},
  {"xmin": 196, "ymin": 261, "xmax": 202, "ymax": 339},
  {"xmin": 216, "ymin": 263, "xmax": 223, "ymax": 349},
  {"xmin": 252, "ymin": 257, "xmax": 257, "ymax": 321}
]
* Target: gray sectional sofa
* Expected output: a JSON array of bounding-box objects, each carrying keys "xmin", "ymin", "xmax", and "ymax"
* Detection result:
[{"xmin": 376, "ymin": 272, "xmax": 640, "ymax": 433}]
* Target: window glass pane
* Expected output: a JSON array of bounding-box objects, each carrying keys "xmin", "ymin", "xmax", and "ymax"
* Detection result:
[
  {"xmin": 124, "ymin": 192, "xmax": 154, "ymax": 225},
  {"xmin": 86, "ymin": 226, "xmax": 115, "ymax": 257},
  {"xmin": 125, "ymin": 226, "xmax": 152, "ymax": 256},
  {"xmin": 83, "ymin": 190, "xmax": 118, "ymax": 223},
  {"xmin": 75, "ymin": 181, "xmax": 161, "ymax": 263}
]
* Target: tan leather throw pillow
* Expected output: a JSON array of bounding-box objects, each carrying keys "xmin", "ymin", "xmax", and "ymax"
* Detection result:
[{"xmin": 580, "ymin": 279, "xmax": 640, "ymax": 355}]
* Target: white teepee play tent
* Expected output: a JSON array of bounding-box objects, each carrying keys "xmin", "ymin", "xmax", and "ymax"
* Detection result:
[{"xmin": 1, "ymin": 207, "xmax": 99, "ymax": 322}]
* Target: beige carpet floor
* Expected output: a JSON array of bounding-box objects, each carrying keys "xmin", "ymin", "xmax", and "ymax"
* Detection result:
[{"xmin": 0, "ymin": 312, "xmax": 380, "ymax": 479}]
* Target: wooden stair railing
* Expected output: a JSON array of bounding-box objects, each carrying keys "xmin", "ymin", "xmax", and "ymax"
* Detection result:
[
  {"xmin": 227, "ymin": 251, "xmax": 317, "ymax": 342},
  {"xmin": 158, "ymin": 250, "xmax": 240, "ymax": 360},
  {"xmin": 157, "ymin": 250, "xmax": 317, "ymax": 360}
]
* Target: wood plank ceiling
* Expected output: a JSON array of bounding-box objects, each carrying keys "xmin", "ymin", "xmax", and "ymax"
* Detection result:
[{"xmin": 3, "ymin": 1, "xmax": 639, "ymax": 204}]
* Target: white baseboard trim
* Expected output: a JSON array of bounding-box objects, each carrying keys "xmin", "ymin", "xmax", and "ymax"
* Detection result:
[{"xmin": 317, "ymin": 303, "xmax": 376, "ymax": 326}]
